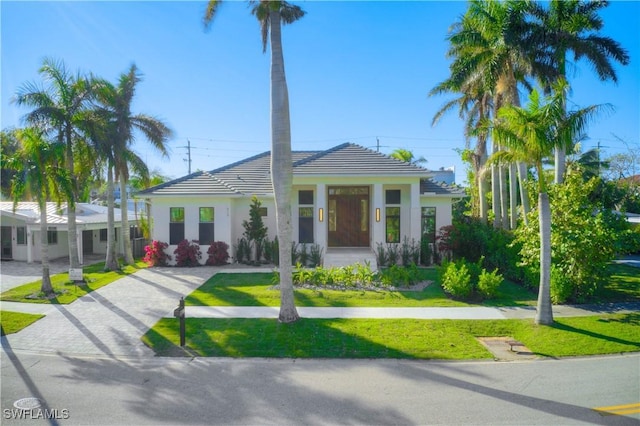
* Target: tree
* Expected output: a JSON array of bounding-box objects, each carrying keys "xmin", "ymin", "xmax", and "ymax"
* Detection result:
[
  {"xmin": 524, "ymin": 0, "xmax": 630, "ymax": 184},
  {"xmin": 243, "ymin": 196, "xmax": 268, "ymax": 263},
  {"xmin": 389, "ymin": 148, "xmax": 427, "ymax": 166},
  {"xmin": 93, "ymin": 65, "xmax": 172, "ymax": 265},
  {"xmin": 7, "ymin": 128, "xmax": 74, "ymax": 295},
  {"xmin": 491, "ymin": 80, "xmax": 607, "ymax": 325},
  {"xmin": 204, "ymin": 0, "xmax": 305, "ymax": 323},
  {"xmin": 13, "ymin": 58, "xmax": 94, "ymax": 269},
  {"xmin": 1, "ymin": 129, "xmax": 20, "ymax": 199}
]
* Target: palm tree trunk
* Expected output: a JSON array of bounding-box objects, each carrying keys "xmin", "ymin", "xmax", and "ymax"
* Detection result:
[
  {"xmin": 536, "ymin": 192, "xmax": 553, "ymax": 325},
  {"xmin": 270, "ymin": 9, "xmax": 299, "ymax": 323},
  {"xmin": 509, "ymin": 163, "xmax": 517, "ymax": 229},
  {"xmin": 39, "ymin": 200, "xmax": 53, "ymax": 295},
  {"xmin": 555, "ymin": 148, "xmax": 566, "ymax": 184},
  {"xmin": 105, "ymin": 165, "xmax": 119, "ymax": 271},
  {"xmin": 120, "ymin": 174, "xmax": 135, "ymax": 264},
  {"xmin": 499, "ymin": 165, "xmax": 509, "ymax": 229},
  {"xmin": 65, "ymin": 126, "xmax": 81, "ymax": 269},
  {"xmin": 517, "ymin": 162, "xmax": 530, "ymax": 224}
]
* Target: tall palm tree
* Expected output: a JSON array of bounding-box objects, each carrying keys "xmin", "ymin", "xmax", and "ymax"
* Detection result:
[
  {"xmin": 93, "ymin": 65, "xmax": 172, "ymax": 265},
  {"xmin": 8, "ymin": 128, "xmax": 74, "ymax": 295},
  {"xmin": 491, "ymin": 80, "xmax": 607, "ymax": 325},
  {"xmin": 524, "ymin": 0, "xmax": 630, "ymax": 184},
  {"xmin": 204, "ymin": 0, "xmax": 305, "ymax": 323},
  {"xmin": 13, "ymin": 58, "xmax": 93, "ymax": 269},
  {"xmin": 434, "ymin": 0, "xmax": 545, "ymax": 228}
]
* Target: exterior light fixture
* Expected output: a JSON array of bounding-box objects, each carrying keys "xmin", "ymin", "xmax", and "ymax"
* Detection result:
[
  {"xmin": 375, "ymin": 208, "xmax": 381, "ymax": 222},
  {"xmin": 319, "ymin": 208, "xmax": 324, "ymax": 222}
]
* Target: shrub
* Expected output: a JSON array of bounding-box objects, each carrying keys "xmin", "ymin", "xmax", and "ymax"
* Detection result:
[
  {"xmin": 174, "ymin": 240, "xmax": 201, "ymax": 267},
  {"xmin": 477, "ymin": 268, "xmax": 503, "ymax": 298},
  {"xmin": 235, "ymin": 238, "xmax": 251, "ymax": 264},
  {"xmin": 386, "ymin": 243, "xmax": 399, "ymax": 266},
  {"xmin": 143, "ymin": 240, "xmax": 171, "ymax": 267},
  {"xmin": 206, "ymin": 241, "xmax": 230, "ymax": 266},
  {"xmin": 420, "ymin": 237, "xmax": 432, "ymax": 266},
  {"xmin": 439, "ymin": 260, "xmax": 472, "ymax": 299},
  {"xmin": 298, "ymin": 243, "xmax": 309, "ymax": 267},
  {"xmin": 309, "ymin": 244, "xmax": 323, "ymax": 267},
  {"xmin": 400, "ymin": 236, "xmax": 412, "ymax": 266},
  {"xmin": 375, "ymin": 243, "xmax": 387, "ymax": 267}
]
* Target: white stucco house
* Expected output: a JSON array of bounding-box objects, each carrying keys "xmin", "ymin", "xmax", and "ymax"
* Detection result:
[
  {"xmin": 0, "ymin": 202, "xmax": 139, "ymax": 263},
  {"xmin": 137, "ymin": 143, "xmax": 464, "ymax": 265}
]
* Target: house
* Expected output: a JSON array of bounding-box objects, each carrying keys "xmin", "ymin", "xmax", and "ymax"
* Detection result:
[
  {"xmin": 0, "ymin": 202, "xmax": 140, "ymax": 263},
  {"xmin": 137, "ymin": 143, "xmax": 465, "ymax": 265}
]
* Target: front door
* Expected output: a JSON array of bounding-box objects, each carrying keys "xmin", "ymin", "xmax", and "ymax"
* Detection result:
[
  {"xmin": 1, "ymin": 226, "xmax": 12, "ymax": 260},
  {"xmin": 328, "ymin": 186, "xmax": 370, "ymax": 247}
]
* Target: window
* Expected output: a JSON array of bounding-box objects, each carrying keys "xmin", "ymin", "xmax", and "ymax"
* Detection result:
[
  {"xmin": 421, "ymin": 207, "xmax": 436, "ymax": 244},
  {"xmin": 298, "ymin": 190, "xmax": 313, "ymax": 205},
  {"xmin": 199, "ymin": 207, "xmax": 215, "ymax": 244},
  {"xmin": 169, "ymin": 207, "xmax": 185, "ymax": 244},
  {"xmin": 100, "ymin": 228, "xmax": 117, "ymax": 242},
  {"xmin": 298, "ymin": 190, "xmax": 314, "ymax": 243},
  {"xmin": 386, "ymin": 207, "xmax": 400, "ymax": 243},
  {"xmin": 386, "ymin": 189, "xmax": 401, "ymax": 204},
  {"xmin": 47, "ymin": 227, "xmax": 58, "ymax": 245},
  {"xmin": 259, "ymin": 207, "xmax": 268, "ymax": 217},
  {"xmin": 17, "ymin": 227, "xmax": 26, "ymax": 245}
]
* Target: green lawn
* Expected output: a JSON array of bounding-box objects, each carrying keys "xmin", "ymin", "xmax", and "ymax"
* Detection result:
[
  {"xmin": 596, "ymin": 263, "xmax": 640, "ymax": 302},
  {"xmin": 142, "ymin": 313, "xmax": 640, "ymax": 358},
  {"xmin": 0, "ymin": 311, "xmax": 44, "ymax": 335},
  {"xmin": 0, "ymin": 261, "xmax": 148, "ymax": 304},
  {"xmin": 186, "ymin": 271, "xmax": 537, "ymax": 308}
]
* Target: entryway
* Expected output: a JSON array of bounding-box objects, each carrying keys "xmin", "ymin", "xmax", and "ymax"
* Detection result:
[
  {"xmin": 327, "ymin": 186, "xmax": 370, "ymax": 247},
  {"xmin": 324, "ymin": 248, "xmax": 378, "ymax": 271},
  {"xmin": 1, "ymin": 226, "xmax": 12, "ymax": 260}
]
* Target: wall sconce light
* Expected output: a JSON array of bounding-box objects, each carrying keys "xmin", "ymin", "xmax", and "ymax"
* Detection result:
[
  {"xmin": 375, "ymin": 208, "xmax": 381, "ymax": 222},
  {"xmin": 318, "ymin": 208, "xmax": 324, "ymax": 222}
]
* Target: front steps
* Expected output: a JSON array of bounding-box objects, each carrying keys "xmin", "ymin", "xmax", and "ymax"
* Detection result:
[{"xmin": 323, "ymin": 248, "xmax": 378, "ymax": 271}]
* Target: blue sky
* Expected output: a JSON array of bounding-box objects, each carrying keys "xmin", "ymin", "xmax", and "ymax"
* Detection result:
[{"xmin": 2, "ymin": 1, "xmax": 638, "ymax": 185}]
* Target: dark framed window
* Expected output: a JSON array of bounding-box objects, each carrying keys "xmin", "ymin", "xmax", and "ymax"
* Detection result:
[
  {"xmin": 299, "ymin": 190, "xmax": 313, "ymax": 205},
  {"xmin": 386, "ymin": 189, "xmax": 401, "ymax": 204},
  {"xmin": 169, "ymin": 207, "xmax": 185, "ymax": 245},
  {"xmin": 386, "ymin": 207, "xmax": 400, "ymax": 243},
  {"xmin": 47, "ymin": 227, "xmax": 58, "ymax": 245},
  {"xmin": 17, "ymin": 227, "xmax": 26, "ymax": 245},
  {"xmin": 421, "ymin": 207, "xmax": 436, "ymax": 244},
  {"xmin": 258, "ymin": 207, "xmax": 267, "ymax": 217},
  {"xmin": 199, "ymin": 207, "xmax": 215, "ymax": 244},
  {"xmin": 100, "ymin": 228, "xmax": 117, "ymax": 242},
  {"xmin": 299, "ymin": 207, "xmax": 314, "ymax": 243}
]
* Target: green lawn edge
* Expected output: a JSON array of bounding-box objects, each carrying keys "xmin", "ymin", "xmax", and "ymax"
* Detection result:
[
  {"xmin": 0, "ymin": 311, "xmax": 44, "ymax": 335},
  {"xmin": 142, "ymin": 313, "xmax": 640, "ymax": 359},
  {"xmin": 0, "ymin": 260, "xmax": 148, "ymax": 304}
]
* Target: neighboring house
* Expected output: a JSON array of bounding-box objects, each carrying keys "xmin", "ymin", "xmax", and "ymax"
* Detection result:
[
  {"xmin": 0, "ymin": 202, "xmax": 139, "ymax": 263},
  {"xmin": 137, "ymin": 143, "xmax": 465, "ymax": 265}
]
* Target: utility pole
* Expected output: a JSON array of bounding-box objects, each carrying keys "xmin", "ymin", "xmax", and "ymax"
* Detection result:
[{"xmin": 182, "ymin": 139, "xmax": 192, "ymax": 174}]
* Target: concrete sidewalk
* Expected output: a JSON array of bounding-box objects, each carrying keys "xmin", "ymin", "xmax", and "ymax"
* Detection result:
[{"xmin": 2, "ymin": 265, "xmax": 639, "ymax": 358}]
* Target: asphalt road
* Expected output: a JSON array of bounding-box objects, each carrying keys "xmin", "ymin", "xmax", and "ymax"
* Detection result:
[{"xmin": 1, "ymin": 348, "xmax": 638, "ymax": 425}]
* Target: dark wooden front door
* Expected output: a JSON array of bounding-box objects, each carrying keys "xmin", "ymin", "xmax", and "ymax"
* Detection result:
[{"xmin": 328, "ymin": 186, "xmax": 370, "ymax": 247}]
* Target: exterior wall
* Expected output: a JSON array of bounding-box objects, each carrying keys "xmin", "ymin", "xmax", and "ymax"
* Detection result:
[
  {"xmin": 31, "ymin": 229, "xmax": 71, "ymax": 262},
  {"xmin": 420, "ymin": 196, "xmax": 455, "ymax": 235}
]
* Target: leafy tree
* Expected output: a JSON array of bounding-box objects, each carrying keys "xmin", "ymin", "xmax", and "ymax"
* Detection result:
[
  {"xmin": 1, "ymin": 129, "xmax": 20, "ymax": 199},
  {"xmin": 204, "ymin": 0, "xmax": 305, "ymax": 323},
  {"xmin": 491, "ymin": 80, "xmax": 606, "ymax": 324},
  {"xmin": 389, "ymin": 148, "xmax": 427, "ymax": 166},
  {"xmin": 7, "ymin": 129, "xmax": 74, "ymax": 295},
  {"xmin": 13, "ymin": 58, "xmax": 94, "ymax": 269}
]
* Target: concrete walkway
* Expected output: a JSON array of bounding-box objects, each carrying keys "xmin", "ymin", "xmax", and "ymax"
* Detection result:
[{"xmin": 2, "ymin": 266, "xmax": 639, "ymax": 358}]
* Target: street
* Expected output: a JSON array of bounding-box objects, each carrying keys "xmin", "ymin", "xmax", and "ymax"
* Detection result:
[{"xmin": 2, "ymin": 347, "xmax": 638, "ymax": 425}]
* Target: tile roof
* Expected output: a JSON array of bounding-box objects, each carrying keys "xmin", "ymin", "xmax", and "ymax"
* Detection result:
[
  {"xmin": 138, "ymin": 143, "xmax": 462, "ymax": 197},
  {"xmin": 0, "ymin": 202, "xmax": 135, "ymax": 226}
]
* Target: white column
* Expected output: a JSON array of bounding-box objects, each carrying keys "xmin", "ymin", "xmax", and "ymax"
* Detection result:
[
  {"xmin": 77, "ymin": 227, "xmax": 84, "ymax": 265},
  {"xmin": 410, "ymin": 182, "xmax": 421, "ymax": 242},
  {"xmin": 372, "ymin": 183, "xmax": 384, "ymax": 247},
  {"xmin": 27, "ymin": 226, "xmax": 33, "ymax": 263},
  {"xmin": 316, "ymin": 183, "xmax": 327, "ymax": 249}
]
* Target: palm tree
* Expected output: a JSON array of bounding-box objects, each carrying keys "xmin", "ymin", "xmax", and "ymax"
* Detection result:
[
  {"xmin": 389, "ymin": 148, "xmax": 427, "ymax": 166},
  {"xmin": 13, "ymin": 58, "xmax": 93, "ymax": 269},
  {"xmin": 93, "ymin": 65, "xmax": 172, "ymax": 265},
  {"xmin": 8, "ymin": 128, "xmax": 74, "ymax": 295},
  {"xmin": 204, "ymin": 0, "xmax": 305, "ymax": 323},
  {"xmin": 491, "ymin": 80, "xmax": 607, "ymax": 325},
  {"xmin": 434, "ymin": 0, "xmax": 545, "ymax": 228},
  {"xmin": 524, "ymin": 0, "xmax": 630, "ymax": 184}
]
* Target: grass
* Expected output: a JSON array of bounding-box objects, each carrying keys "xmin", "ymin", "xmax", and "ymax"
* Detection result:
[
  {"xmin": 0, "ymin": 311, "xmax": 44, "ymax": 336},
  {"xmin": 186, "ymin": 271, "xmax": 537, "ymax": 308},
  {"xmin": 595, "ymin": 263, "xmax": 640, "ymax": 303},
  {"xmin": 142, "ymin": 313, "xmax": 640, "ymax": 358},
  {"xmin": 0, "ymin": 260, "xmax": 148, "ymax": 304}
]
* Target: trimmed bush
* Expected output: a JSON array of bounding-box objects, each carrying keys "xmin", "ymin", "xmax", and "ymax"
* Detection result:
[
  {"xmin": 174, "ymin": 240, "xmax": 202, "ymax": 267},
  {"xmin": 143, "ymin": 240, "xmax": 171, "ymax": 266},
  {"xmin": 439, "ymin": 260, "xmax": 472, "ymax": 299},
  {"xmin": 206, "ymin": 241, "xmax": 230, "ymax": 266},
  {"xmin": 477, "ymin": 268, "xmax": 503, "ymax": 298}
]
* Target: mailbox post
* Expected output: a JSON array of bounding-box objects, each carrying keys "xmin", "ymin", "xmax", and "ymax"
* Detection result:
[{"xmin": 173, "ymin": 297, "xmax": 185, "ymax": 347}]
